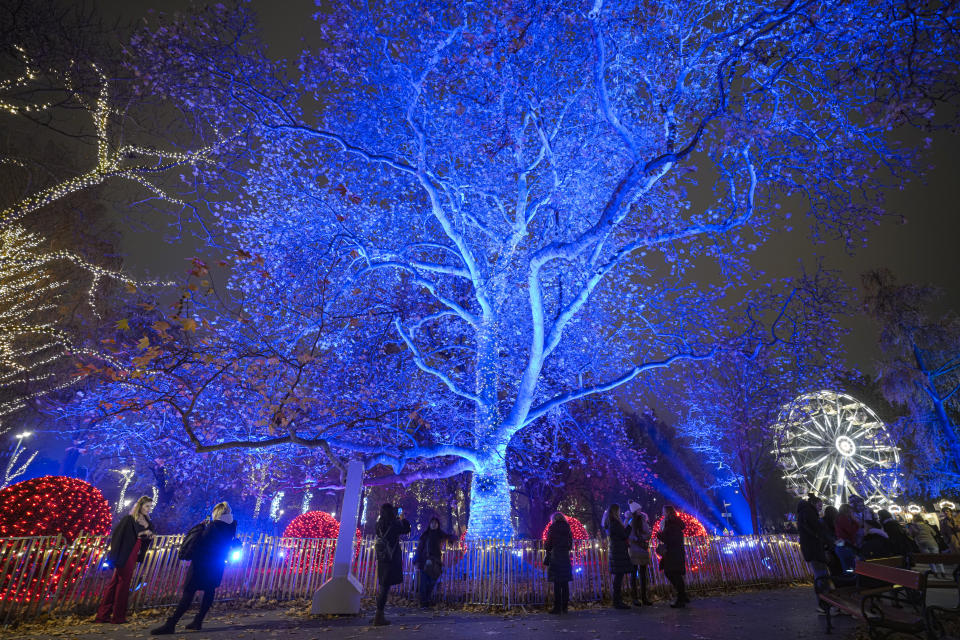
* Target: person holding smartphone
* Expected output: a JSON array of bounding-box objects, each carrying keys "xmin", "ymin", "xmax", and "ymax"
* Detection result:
[{"xmin": 95, "ymin": 496, "xmax": 154, "ymax": 624}]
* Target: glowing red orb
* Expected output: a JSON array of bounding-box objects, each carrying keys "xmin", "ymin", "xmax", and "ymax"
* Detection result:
[
  {"xmin": 0, "ymin": 476, "xmax": 111, "ymax": 542},
  {"xmin": 282, "ymin": 510, "xmax": 361, "ymax": 574},
  {"xmin": 651, "ymin": 511, "xmax": 708, "ymax": 539},
  {"xmin": 540, "ymin": 514, "xmax": 589, "ymax": 541}
]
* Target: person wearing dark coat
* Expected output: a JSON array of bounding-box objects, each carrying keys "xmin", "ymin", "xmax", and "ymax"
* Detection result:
[
  {"xmin": 878, "ymin": 509, "xmax": 917, "ymax": 556},
  {"xmin": 414, "ymin": 517, "xmax": 456, "ymax": 608},
  {"xmin": 544, "ymin": 512, "xmax": 573, "ymax": 614},
  {"xmin": 657, "ymin": 505, "xmax": 688, "ymax": 608},
  {"xmin": 604, "ymin": 504, "xmax": 632, "ymax": 609},
  {"xmin": 798, "ymin": 495, "xmax": 832, "ymax": 611},
  {"xmin": 372, "ymin": 503, "xmax": 412, "ymax": 626},
  {"xmin": 151, "ymin": 502, "xmax": 237, "ymax": 635},
  {"xmin": 627, "ymin": 507, "xmax": 653, "ymax": 606},
  {"xmin": 95, "ymin": 496, "xmax": 154, "ymax": 624}
]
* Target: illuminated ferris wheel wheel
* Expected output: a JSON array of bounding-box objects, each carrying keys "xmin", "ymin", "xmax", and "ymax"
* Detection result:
[{"xmin": 773, "ymin": 390, "xmax": 901, "ymax": 508}]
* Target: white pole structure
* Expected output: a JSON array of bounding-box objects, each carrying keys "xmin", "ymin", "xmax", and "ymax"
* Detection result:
[{"xmin": 311, "ymin": 459, "xmax": 364, "ymax": 614}]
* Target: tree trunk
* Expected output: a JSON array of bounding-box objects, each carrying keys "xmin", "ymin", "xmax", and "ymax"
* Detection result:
[{"xmin": 465, "ymin": 463, "xmax": 514, "ymax": 539}]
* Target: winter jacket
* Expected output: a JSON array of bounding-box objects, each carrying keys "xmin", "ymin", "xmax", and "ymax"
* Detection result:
[
  {"xmin": 107, "ymin": 515, "xmax": 152, "ymax": 570},
  {"xmin": 415, "ymin": 527, "xmax": 456, "ymax": 569},
  {"xmin": 881, "ymin": 518, "xmax": 916, "ymax": 556},
  {"xmin": 375, "ymin": 517, "xmax": 412, "ymax": 586},
  {"xmin": 910, "ymin": 521, "xmax": 940, "ymax": 551},
  {"xmin": 628, "ymin": 516, "xmax": 652, "ymax": 567},
  {"xmin": 605, "ymin": 516, "xmax": 632, "ymax": 575},
  {"xmin": 797, "ymin": 500, "xmax": 826, "ymax": 563},
  {"xmin": 185, "ymin": 519, "xmax": 237, "ymax": 591},
  {"xmin": 544, "ymin": 518, "xmax": 573, "ymax": 582},
  {"xmin": 657, "ymin": 515, "xmax": 686, "ymax": 575},
  {"xmin": 835, "ymin": 513, "xmax": 859, "ymax": 547}
]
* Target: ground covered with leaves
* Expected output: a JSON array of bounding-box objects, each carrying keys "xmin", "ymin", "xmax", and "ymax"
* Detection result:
[{"xmin": 3, "ymin": 586, "xmax": 868, "ymax": 640}]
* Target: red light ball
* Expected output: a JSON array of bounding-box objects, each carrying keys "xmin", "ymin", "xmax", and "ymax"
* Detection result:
[
  {"xmin": 284, "ymin": 510, "xmax": 343, "ymax": 539},
  {"xmin": 0, "ymin": 476, "xmax": 111, "ymax": 542},
  {"xmin": 651, "ymin": 511, "xmax": 708, "ymax": 539}
]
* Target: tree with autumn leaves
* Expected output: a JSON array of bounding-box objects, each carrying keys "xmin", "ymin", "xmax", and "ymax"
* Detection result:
[{"xmin": 69, "ymin": 0, "xmax": 960, "ymax": 537}]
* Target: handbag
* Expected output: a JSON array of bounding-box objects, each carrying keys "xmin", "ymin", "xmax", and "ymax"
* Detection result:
[{"xmin": 424, "ymin": 557, "xmax": 442, "ymax": 580}]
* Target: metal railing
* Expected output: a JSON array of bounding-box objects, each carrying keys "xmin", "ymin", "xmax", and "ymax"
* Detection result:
[{"xmin": 0, "ymin": 533, "xmax": 810, "ymax": 625}]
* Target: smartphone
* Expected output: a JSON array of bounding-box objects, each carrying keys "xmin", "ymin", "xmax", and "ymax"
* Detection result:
[{"xmin": 397, "ymin": 507, "xmax": 403, "ymax": 515}]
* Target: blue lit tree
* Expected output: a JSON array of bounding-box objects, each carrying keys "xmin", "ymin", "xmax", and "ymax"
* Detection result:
[
  {"xmin": 675, "ymin": 268, "xmax": 849, "ymax": 533},
  {"xmin": 861, "ymin": 269, "xmax": 960, "ymax": 494},
  {"xmin": 92, "ymin": 0, "xmax": 960, "ymax": 537}
]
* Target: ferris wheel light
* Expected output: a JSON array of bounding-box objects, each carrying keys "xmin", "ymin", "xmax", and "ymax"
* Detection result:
[
  {"xmin": 938, "ymin": 501, "xmax": 956, "ymax": 511},
  {"xmin": 889, "ymin": 504, "xmax": 902, "ymax": 515},
  {"xmin": 907, "ymin": 504, "xmax": 922, "ymax": 514},
  {"xmin": 773, "ymin": 391, "xmax": 901, "ymax": 509}
]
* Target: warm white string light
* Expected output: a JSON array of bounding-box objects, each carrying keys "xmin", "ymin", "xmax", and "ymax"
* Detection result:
[
  {"xmin": 270, "ymin": 491, "xmax": 285, "ymax": 522},
  {"xmin": 0, "ymin": 225, "xmax": 165, "ymax": 419},
  {"xmin": 0, "ymin": 46, "xmax": 51, "ymax": 116},
  {"xmin": 114, "ymin": 468, "xmax": 134, "ymax": 513},
  {"xmin": 1, "ymin": 61, "xmax": 223, "ymax": 226},
  {"xmin": 301, "ymin": 489, "xmax": 313, "ymax": 514},
  {"xmin": 1, "ymin": 431, "xmax": 37, "ymax": 489}
]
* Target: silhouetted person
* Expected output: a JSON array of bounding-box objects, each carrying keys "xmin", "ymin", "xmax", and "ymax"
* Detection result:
[
  {"xmin": 372, "ymin": 503, "xmax": 411, "ymax": 626},
  {"xmin": 151, "ymin": 502, "xmax": 237, "ymax": 635},
  {"xmin": 544, "ymin": 512, "xmax": 573, "ymax": 614},
  {"xmin": 658, "ymin": 505, "xmax": 688, "ymax": 608},
  {"xmin": 414, "ymin": 516, "xmax": 455, "ymax": 608}
]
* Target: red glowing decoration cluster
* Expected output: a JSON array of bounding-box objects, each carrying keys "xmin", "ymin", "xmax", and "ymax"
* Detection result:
[
  {"xmin": 650, "ymin": 511, "xmax": 708, "ymax": 540},
  {"xmin": 283, "ymin": 510, "xmax": 342, "ymax": 539},
  {"xmin": 0, "ymin": 476, "xmax": 111, "ymax": 542},
  {"xmin": 540, "ymin": 514, "xmax": 589, "ymax": 542},
  {"xmin": 282, "ymin": 510, "xmax": 361, "ymax": 574}
]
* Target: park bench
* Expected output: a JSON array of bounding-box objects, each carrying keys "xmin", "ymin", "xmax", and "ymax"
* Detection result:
[{"xmin": 820, "ymin": 558, "xmax": 932, "ymax": 638}]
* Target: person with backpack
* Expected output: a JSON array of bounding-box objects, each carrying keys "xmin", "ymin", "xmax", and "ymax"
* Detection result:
[
  {"xmin": 95, "ymin": 496, "xmax": 154, "ymax": 624},
  {"xmin": 372, "ymin": 503, "xmax": 411, "ymax": 626},
  {"xmin": 414, "ymin": 516, "xmax": 456, "ymax": 608},
  {"xmin": 151, "ymin": 502, "xmax": 237, "ymax": 635},
  {"xmin": 543, "ymin": 512, "xmax": 573, "ymax": 614}
]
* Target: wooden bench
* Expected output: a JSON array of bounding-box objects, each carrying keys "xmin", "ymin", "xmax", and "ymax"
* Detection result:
[
  {"xmin": 909, "ymin": 553, "xmax": 960, "ymax": 593},
  {"xmin": 820, "ymin": 559, "xmax": 930, "ymax": 638}
]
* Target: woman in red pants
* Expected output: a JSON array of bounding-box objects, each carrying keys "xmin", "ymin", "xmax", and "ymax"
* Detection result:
[{"xmin": 95, "ymin": 496, "xmax": 155, "ymax": 623}]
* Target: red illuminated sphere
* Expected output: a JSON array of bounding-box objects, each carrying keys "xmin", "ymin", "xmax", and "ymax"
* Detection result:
[
  {"xmin": 284, "ymin": 510, "xmax": 343, "ymax": 538},
  {"xmin": 283, "ymin": 511, "xmax": 361, "ymax": 574},
  {"xmin": 0, "ymin": 476, "xmax": 111, "ymax": 541},
  {"xmin": 540, "ymin": 514, "xmax": 589, "ymax": 541},
  {"xmin": 651, "ymin": 511, "xmax": 708, "ymax": 540}
]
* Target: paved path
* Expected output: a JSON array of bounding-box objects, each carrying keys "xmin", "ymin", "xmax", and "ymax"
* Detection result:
[{"xmin": 7, "ymin": 587, "xmax": 860, "ymax": 640}]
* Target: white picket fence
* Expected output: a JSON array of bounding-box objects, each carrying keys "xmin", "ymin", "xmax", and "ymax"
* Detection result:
[{"xmin": 0, "ymin": 533, "xmax": 810, "ymax": 625}]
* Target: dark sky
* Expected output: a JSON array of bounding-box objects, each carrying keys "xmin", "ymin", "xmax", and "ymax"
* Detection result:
[{"xmin": 96, "ymin": 0, "xmax": 960, "ymax": 378}]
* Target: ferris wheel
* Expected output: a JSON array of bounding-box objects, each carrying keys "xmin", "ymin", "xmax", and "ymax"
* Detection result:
[{"xmin": 773, "ymin": 390, "xmax": 901, "ymax": 508}]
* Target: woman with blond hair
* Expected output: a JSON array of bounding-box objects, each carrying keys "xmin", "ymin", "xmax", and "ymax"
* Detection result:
[
  {"xmin": 152, "ymin": 502, "xmax": 237, "ymax": 635},
  {"xmin": 95, "ymin": 496, "xmax": 154, "ymax": 623}
]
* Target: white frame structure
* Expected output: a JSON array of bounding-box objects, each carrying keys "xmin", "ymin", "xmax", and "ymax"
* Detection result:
[{"xmin": 773, "ymin": 390, "xmax": 901, "ymax": 508}]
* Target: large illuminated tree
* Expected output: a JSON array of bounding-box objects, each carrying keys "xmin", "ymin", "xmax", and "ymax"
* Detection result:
[
  {"xmin": 862, "ymin": 269, "xmax": 960, "ymax": 493},
  {"xmin": 94, "ymin": 0, "xmax": 960, "ymax": 537}
]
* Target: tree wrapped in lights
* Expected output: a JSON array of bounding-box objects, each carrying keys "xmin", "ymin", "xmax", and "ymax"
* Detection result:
[
  {"xmin": 82, "ymin": 0, "xmax": 960, "ymax": 539},
  {"xmin": 0, "ymin": 475, "xmax": 111, "ymax": 541}
]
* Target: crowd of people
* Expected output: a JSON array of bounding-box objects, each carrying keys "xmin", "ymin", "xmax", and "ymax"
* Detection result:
[
  {"xmin": 111, "ymin": 494, "xmax": 952, "ymax": 629},
  {"xmin": 797, "ymin": 493, "xmax": 959, "ymax": 612}
]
